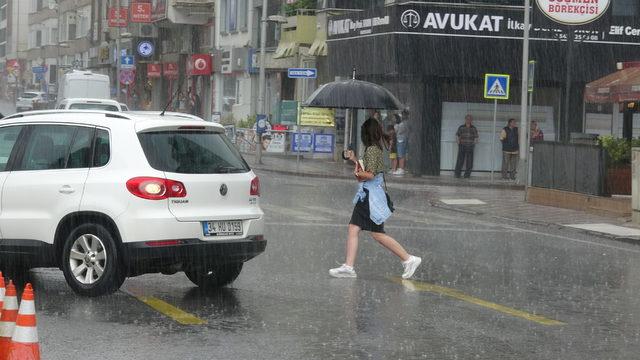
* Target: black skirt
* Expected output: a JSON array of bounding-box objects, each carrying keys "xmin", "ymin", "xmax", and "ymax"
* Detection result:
[{"xmin": 349, "ymin": 189, "xmax": 385, "ymax": 233}]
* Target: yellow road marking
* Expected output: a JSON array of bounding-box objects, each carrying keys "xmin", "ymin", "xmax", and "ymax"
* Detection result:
[
  {"xmin": 134, "ymin": 295, "xmax": 207, "ymax": 325},
  {"xmin": 392, "ymin": 278, "xmax": 565, "ymax": 326}
]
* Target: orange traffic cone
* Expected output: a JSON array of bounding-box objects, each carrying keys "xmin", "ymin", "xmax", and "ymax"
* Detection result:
[
  {"xmin": 0, "ymin": 281, "xmax": 18, "ymax": 360},
  {"xmin": 0, "ymin": 273, "xmax": 5, "ymax": 312},
  {"xmin": 6, "ymin": 283, "xmax": 39, "ymax": 360}
]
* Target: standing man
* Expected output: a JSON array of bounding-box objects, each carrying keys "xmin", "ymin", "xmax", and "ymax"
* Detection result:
[
  {"xmin": 393, "ymin": 114, "xmax": 409, "ymax": 176},
  {"xmin": 454, "ymin": 114, "xmax": 479, "ymax": 178},
  {"xmin": 500, "ymin": 118, "xmax": 519, "ymax": 180}
]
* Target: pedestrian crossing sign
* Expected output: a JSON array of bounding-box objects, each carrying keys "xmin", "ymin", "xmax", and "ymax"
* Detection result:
[{"xmin": 484, "ymin": 74, "xmax": 510, "ymax": 100}]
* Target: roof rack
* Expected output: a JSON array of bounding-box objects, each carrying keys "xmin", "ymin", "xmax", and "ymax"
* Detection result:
[{"xmin": 3, "ymin": 110, "xmax": 134, "ymax": 121}]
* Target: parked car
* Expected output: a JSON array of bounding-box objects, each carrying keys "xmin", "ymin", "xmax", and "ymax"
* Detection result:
[
  {"xmin": 0, "ymin": 110, "xmax": 266, "ymax": 296},
  {"xmin": 57, "ymin": 98, "xmax": 124, "ymax": 111},
  {"xmin": 16, "ymin": 91, "xmax": 47, "ymax": 112}
]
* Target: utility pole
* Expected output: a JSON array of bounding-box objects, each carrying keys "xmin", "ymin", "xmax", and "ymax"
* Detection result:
[
  {"xmin": 256, "ymin": 0, "xmax": 268, "ymax": 164},
  {"xmin": 518, "ymin": 0, "xmax": 531, "ymax": 187},
  {"xmin": 115, "ymin": 0, "xmax": 121, "ymax": 103}
]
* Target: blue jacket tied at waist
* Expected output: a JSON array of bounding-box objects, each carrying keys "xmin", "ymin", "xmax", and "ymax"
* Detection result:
[{"xmin": 353, "ymin": 173, "xmax": 392, "ymax": 225}]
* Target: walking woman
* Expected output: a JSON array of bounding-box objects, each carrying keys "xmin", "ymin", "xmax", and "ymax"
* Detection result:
[{"xmin": 329, "ymin": 118, "xmax": 422, "ymax": 279}]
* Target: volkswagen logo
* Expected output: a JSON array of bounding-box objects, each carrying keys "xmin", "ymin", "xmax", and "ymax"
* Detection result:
[
  {"xmin": 401, "ymin": 10, "xmax": 420, "ymax": 29},
  {"xmin": 220, "ymin": 184, "xmax": 228, "ymax": 196}
]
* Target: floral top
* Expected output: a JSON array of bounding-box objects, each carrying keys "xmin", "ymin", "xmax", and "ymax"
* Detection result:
[{"xmin": 363, "ymin": 146, "xmax": 385, "ymax": 174}]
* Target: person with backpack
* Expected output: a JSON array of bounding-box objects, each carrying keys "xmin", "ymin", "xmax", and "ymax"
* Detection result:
[
  {"xmin": 329, "ymin": 118, "xmax": 422, "ymax": 279},
  {"xmin": 500, "ymin": 118, "xmax": 519, "ymax": 180}
]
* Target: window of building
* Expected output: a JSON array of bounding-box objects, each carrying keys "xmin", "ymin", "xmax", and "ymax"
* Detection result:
[
  {"xmin": 221, "ymin": 0, "xmax": 248, "ymax": 33},
  {"xmin": 77, "ymin": 7, "xmax": 91, "ymax": 38},
  {"xmin": 35, "ymin": 30, "xmax": 42, "ymax": 47}
]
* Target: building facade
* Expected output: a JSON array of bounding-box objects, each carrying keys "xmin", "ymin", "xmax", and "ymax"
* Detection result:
[
  {"xmin": 0, "ymin": 0, "xmax": 29, "ymax": 100},
  {"xmin": 327, "ymin": 0, "xmax": 640, "ymax": 176}
]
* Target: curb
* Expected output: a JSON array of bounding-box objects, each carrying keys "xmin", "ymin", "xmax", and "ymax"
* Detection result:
[
  {"xmin": 252, "ymin": 166, "xmax": 525, "ymax": 190},
  {"xmin": 428, "ymin": 204, "xmax": 640, "ymax": 245}
]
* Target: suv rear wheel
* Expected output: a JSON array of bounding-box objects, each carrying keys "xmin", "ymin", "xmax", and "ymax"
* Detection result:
[
  {"xmin": 61, "ymin": 223, "xmax": 125, "ymax": 297},
  {"xmin": 185, "ymin": 263, "xmax": 243, "ymax": 289}
]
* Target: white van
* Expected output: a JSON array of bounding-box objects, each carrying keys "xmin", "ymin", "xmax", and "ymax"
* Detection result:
[
  {"xmin": 57, "ymin": 70, "xmax": 110, "ymax": 104},
  {"xmin": 57, "ymin": 98, "xmax": 124, "ymax": 111}
]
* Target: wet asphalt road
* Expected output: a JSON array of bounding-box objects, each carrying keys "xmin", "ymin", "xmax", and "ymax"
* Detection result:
[{"xmin": 15, "ymin": 171, "xmax": 640, "ymax": 359}]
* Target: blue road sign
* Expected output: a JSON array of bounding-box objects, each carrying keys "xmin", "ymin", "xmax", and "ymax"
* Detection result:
[
  {"xmin": 288, "ymin": 68, "xmax": 317, "ymax": 79},
  {"xmin": 484, "ymin": 74, "xmax": 510, "ymax": 100},
  {"xmin": 121, "ymin": 55, "xmax": 135, "ymax": 68},
  {"xmin": 256, "ymin": 114, "xmax": 269, "ymax": 135},
  {"xmin": 32, "ymin": 66, "xmax": 47, "ymax": 74}
]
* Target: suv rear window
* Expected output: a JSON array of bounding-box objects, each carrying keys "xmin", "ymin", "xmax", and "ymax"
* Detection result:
[
  {"xmin": 138, "ymin": 130, "xmax": 250, "ymax": 174},
  {"xmin": 69, "ymin": 103, "xmax": 119, "ymax": 111}
]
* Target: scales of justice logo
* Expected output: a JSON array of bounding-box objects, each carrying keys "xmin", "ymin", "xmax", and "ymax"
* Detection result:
[{"xmin": 401, "ymin": 10, "xmax": 421, "ymax": 29}]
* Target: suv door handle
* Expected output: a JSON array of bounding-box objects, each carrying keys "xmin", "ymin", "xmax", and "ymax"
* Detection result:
[{"xmin": 59, "ymin": 186, "xmax": 75, "ymax": 194}]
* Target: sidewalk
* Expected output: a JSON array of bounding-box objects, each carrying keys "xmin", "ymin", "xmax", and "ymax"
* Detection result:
[
  {"xmin": 246, "ymin": 153, "xmax": 640, "ymax": 243},
  {"xmin": 244, "ymin": 153, "xmax": 524, "ymax": 190}
]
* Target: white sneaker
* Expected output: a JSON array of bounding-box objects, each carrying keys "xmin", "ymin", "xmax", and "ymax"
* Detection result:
[
  {"xmin": 394, "ymin": 169, "xmax": 405, "ymax": 176},
  {"xmin": 401, "ymin": 256, "xmax": 422, "ymax": 279},
  {"xmin": 329, "ymin": 264, "xmax": 357, "ymax": 278}
]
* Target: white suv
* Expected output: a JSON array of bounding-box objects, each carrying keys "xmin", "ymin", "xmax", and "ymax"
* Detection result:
[{"xmin": 0, "ymin": 110, "xmax": 265, "ymax": 296}]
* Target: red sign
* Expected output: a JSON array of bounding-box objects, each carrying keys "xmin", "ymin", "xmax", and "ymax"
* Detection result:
[
  {"xmin": 108, "ymin": 7, "xmax": 128, "ymax": 27},
  {"xmin": 622, "ymin": 61, "xmax": 640, "ymax": 69},
  {"xmin": 131, "ymin": 3, "xmax": 152, "ymax": 23},
  {"xmin": 147, "ymin": 64, "xmax": 161, "ymax": 78},
  {"xmin": 163, "ymin": 62, "xmax": 178, "ymax": 79},
  {"xmin": 119, "ymin": 69, "xmax": 135, "ymax": 85},
  {"xmin": 187, "ymin": 54, "xmax": 212, "ymax": 76}
]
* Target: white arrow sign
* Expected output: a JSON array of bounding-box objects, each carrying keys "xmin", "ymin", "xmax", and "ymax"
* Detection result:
[{"xmin": 288, "ymin": 68, "xmax": 317, "ymax": 79}]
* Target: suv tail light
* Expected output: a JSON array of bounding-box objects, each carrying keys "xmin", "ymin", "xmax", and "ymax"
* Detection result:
[
  {"xmin": 250, "ymin": 176, "xmax": 260, "ymax": 196},
  {"xmin": 126, "ymin": 177, "xmax": 187, "ymax": 200}
]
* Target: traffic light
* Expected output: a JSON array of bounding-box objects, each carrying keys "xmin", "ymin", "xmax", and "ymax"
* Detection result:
[{"xmin": 625, "ymin": 101, "xmax": 639, "ymax": 112}]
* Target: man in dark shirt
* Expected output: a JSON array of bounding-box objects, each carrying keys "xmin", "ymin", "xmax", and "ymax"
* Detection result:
[{"xmin": 454, "ymin": 114, "xmax": 479, "ymax": 178}]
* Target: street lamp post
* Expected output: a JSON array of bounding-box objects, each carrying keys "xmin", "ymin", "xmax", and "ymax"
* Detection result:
[
  {"xmin": 256, "ymin": 7, "xmax": 287, "ymax": 165},
  {"xmin": 256, "ymin": 0, "xmax": 268, "ymax": 165}
]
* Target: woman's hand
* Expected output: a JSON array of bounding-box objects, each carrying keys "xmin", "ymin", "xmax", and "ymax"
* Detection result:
[{"xmin": 354, "ymin": 170, "xmax": 374, "ymax": 181}]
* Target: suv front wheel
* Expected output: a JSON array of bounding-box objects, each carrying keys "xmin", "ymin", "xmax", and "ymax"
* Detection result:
[
  {"xmin": 185, "ymin": 263, "xmax": 243, "ymax": 289},
  {"xmin": 61, "ymin": 223, "xmax": 125, "ymax": 297}
]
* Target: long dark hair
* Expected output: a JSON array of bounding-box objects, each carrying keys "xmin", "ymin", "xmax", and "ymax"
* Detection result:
[{"xmin": 361, "ymin": 118, "xmax": 390, "ymax": 150}]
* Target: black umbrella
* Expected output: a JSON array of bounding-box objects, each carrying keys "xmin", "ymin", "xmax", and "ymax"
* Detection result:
[{"xmin": 303, "ymin": 79, "xmax": 404, "ymax": 110}]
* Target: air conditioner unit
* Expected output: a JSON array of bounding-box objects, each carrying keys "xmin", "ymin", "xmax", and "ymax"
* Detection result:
[
  {"xmin": 129, "ymin": 23, "xmax": 158, "ymax": 38},
  {"xmin": 220, "ymin": 49, "xmax": 232, "ymax": 74},
  {"xmin": 231, "ymin": 48, "xmax": 248, "ymax": 72}
]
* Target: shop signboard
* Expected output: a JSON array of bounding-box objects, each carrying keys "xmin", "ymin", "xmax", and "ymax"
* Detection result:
[
  {"xmin": 327, "ymin": 3, "xmax": 638, "ymax": 46},
  {"xmin": 187, "ymin": 54, "xmax": 213, "ymax": 76},
  {"xmin": 131, "ymin": 2, "xmax": 152, "ymax": 23},
  {"xmin": 299, "ymin": 107, "xmax": 335, "ymax": 127},
  {"xmin": 108, "ymin": 7, "xmax": 128, "ymax": 27},
  {"xmin": 147, "ymin": 63, "xmax": 161, "ymax": 78},
  {"xmin": 313, "ymin": 134, "xmax": 334, "ymax": 154},
  {"xmin": 265, "ymin": 132, "xmax": 286, "ymax": 153},
  {"xmin": 291, "ymin": 133, "xmax": 313, "ymax": 152},
  {"xmin": 163, "ymin": 62, "xmax": 178, "ymax": 79},
  {"xmin": 279, "ymin": 100, "xmax": 298, "ymax": 125},
  {"xmin": 535, "ymin": 0, "xmax": 610, "ymax": 26}
]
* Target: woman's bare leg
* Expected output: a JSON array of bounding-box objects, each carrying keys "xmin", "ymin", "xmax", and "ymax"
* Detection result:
[
  {"xmin": 345, "ymin": 224, "xmax": 361, "ymax": 267},
  {"xmin": 370, "ymin": 232, "xmax": 410, "ymax": 262}
]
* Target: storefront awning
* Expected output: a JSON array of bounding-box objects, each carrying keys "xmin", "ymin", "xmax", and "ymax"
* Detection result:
[
  {"xmin": 273, "ymin": 42, "xmax": 298, "ymax": 59},
  {"xmin": 308, "ymin": 39, "xmax": 327, "ymax": 56},
  {"xmin": 584, "ymin": 67, "xmax": 640, "ymax": 103}
]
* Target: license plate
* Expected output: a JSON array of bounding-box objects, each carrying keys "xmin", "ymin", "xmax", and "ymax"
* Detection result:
[{"xmin": 203, "ymin": 220, "xmax": 243, "ymax": 236}]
